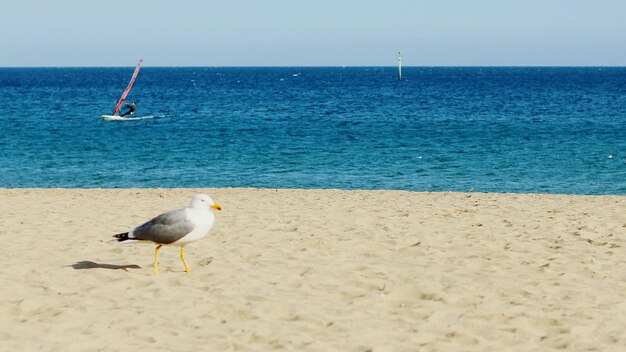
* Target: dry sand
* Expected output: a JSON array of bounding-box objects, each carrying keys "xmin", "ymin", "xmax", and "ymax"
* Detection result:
[{"xmin": 0, "ymin": 188, "xmax": 624, "ymax": 351}]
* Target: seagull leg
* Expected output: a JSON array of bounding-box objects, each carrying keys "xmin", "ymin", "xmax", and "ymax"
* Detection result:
[
  {"xmin": 180, "ymin": 247, "xmax": 191, "ymax": 273},
  {"xmin": 154, "ymin": 245, "xmax": 163, "ymax": 274}
]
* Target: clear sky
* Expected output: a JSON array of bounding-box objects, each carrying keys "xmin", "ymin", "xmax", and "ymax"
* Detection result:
[{"xmin": 1, "ymin": 0, "xmax": 625, "ymax": 66}]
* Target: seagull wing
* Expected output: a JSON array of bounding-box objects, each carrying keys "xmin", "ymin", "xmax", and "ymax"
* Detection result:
[{"xmin": 131, "ymin": 208, "xmax": 195, "ymax": 245}]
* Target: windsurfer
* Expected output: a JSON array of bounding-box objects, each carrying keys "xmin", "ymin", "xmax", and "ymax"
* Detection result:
[{"xmin": 120, "ymin": 102, "xmax": 136, "ymax": 117}]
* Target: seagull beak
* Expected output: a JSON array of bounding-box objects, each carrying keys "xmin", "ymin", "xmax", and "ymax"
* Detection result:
[{"xmin": 211, "ymin": 203, "xmax": 222, "ymax": 211}]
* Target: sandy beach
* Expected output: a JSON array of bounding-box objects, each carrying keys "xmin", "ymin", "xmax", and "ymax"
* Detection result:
[{"xmin": 0, "ymin": 188, "xmax": 624, "ymax": 351}]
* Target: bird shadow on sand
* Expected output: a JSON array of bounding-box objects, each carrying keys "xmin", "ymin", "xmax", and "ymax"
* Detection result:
[{"xmin": 71, "ymin": 261, "xmax": 141, "ymax": 271}]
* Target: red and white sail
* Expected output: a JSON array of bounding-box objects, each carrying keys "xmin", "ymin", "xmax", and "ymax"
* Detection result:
[{"xmin": 112, "ymin": 59, "xmax": 143, "ymax": 116}]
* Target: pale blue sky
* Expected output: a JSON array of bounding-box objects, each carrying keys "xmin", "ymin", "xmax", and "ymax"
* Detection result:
[{"xmin": 1, "ymin": 0, "xmax": 625, "ymax": 66}]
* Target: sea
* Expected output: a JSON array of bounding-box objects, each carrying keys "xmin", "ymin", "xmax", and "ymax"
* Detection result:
[{"xmin": 0, "ymin": 67, "xmax": 624, "ymax": 194}]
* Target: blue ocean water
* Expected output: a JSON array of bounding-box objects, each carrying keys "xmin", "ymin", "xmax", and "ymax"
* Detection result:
[{"xmin": 0, "ymin": 67, "xmax": 624, "ymax": 194}]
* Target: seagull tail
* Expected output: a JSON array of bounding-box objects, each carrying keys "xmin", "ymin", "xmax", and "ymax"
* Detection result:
[{"xmin": 113, "ymin": 232, "xmax": 136, "ymax": 243}]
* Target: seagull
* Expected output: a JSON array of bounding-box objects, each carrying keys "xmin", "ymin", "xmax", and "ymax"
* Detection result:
[{"xmin": 113, "ymin": 193, "xmax": 222, "ymax": 273}]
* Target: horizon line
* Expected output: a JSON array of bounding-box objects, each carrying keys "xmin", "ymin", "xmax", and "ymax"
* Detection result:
[{"xmin": 1, "ymin": 65, "xmax": 625, "ymax": 69}]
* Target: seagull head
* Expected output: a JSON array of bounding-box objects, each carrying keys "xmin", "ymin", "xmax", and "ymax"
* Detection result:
[{"xmin": 190, "ymin": 193, "xmax": 222, "ymax": 211}]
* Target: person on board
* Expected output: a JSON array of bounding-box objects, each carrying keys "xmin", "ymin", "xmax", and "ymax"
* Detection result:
[{"xmin": 120, "ymin": 102, "xmax": 136, "ymax": 117}]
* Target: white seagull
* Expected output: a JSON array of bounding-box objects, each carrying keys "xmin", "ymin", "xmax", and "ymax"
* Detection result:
[{"xmin": 113, "ymin": 193, "xmax": 222, "ymax": 273}]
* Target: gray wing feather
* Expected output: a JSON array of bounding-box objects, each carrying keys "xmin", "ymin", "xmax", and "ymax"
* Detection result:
[{"xmin": 132, "ymin": 209, "xmax": 195, "ymax": 244}]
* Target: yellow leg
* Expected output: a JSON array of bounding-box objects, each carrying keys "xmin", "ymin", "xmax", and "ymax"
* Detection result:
[
  {"xmin": 180, "ymin": 247, "xmax": 191, "ymax": 273},
  {"xmin": 154, "ymin": 245, "xmax": 163, "ymax": 274}
]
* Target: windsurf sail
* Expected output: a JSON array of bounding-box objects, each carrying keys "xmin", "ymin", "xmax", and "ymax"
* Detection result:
[{"xmin": 112, "ymin": 59, "xmax": 143, "ymax": 116}]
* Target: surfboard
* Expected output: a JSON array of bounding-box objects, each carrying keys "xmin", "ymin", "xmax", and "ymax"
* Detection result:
[
  {"xmin": 100, "ymin": 115, "xmax": 154, "ymax": 121},
  {"xmin": 102, "ymin": 59, "xmax": 143, "ymax": 120}
]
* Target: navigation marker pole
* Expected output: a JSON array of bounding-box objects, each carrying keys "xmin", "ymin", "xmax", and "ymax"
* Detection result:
[{"xmin": 397, "ymin": 51, "xmax": 403, "ymax": 81}]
